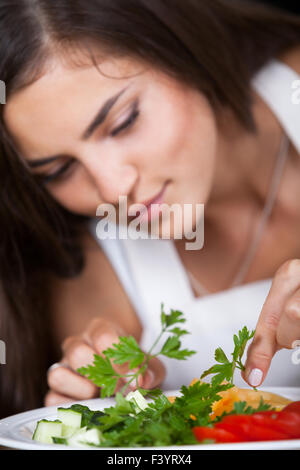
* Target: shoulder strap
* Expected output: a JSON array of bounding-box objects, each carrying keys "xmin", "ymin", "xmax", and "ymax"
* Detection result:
[{"xmin": 252, "ymin": 59, "xmax": 300, "ymax": 154}]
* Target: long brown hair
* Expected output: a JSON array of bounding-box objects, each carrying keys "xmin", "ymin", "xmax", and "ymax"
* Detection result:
[{"xmin": 0, "ymin": 0, "xmax": 300, "ymax": 418}]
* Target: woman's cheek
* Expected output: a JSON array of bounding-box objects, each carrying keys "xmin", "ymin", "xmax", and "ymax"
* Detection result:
[{"xmin": 47, "ymin": 176, "xmax": 101, "ymax": 216}]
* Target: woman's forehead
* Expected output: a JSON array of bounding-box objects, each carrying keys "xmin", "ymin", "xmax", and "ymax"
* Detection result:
[
  {"xmin": 3, "ymin": 55, "xmax": 147, "ymax": 154},
  {"xmin": 5, "ymin": 54, "xmax": 145, "ymax": 114}
]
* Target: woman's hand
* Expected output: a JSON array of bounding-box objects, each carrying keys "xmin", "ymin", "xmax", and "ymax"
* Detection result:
[
  {"xmin": 45, "ymin": 317, "xmax": 166, "ymax": 407},
  {"xmin": 243, "ymin": 259, "xmax": 300, "ymax": 387}
]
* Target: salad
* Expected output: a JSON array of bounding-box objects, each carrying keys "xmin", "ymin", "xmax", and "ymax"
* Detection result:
[{"xmin": 32, "ymin": 305, "xmax": 300, "ymax": 448}]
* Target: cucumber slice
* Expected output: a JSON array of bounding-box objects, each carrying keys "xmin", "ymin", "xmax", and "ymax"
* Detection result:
[
  {"xmin": 66, "ymin": 427, "xmax": 103, "ymax": 448},
  {"xmin": 32, "ymin": 419, "xmax": 63, "ymax": 444},
  {"xmin": 125, "ymin": 390, "xmax": 148, "ymax": 413},
  {"xmin": 52, "ymin": 437, "xmax": 68, "ymax": 445},
  {"xmin": 68, "ymin": 404, "xmax": 97, "ymax": 427},
  {"xmin": 57, "ymin": 408, "xmax": 82, "ymax": 436}
]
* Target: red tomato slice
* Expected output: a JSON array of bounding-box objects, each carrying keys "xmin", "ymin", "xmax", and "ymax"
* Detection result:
[
  {"xmin": 245, "ymin": 423, "xmax": 290, "ymax": 441},
  {"xmin": 283, "ymin": 401, "xmax": 300, "ymax": 415},
  {"xmin": 215, "ymin": 414, "xmax": 290, "ymax": 441},
  {"xmin": 192, "ymin": 403, "xmax": 300, "ymax": 444},
  {"xmin": 251, "ymin": 410, "xmax": 300, "ymax": 438},
  {"xmin": 215, "ymin": 414, "xmax": 253, "ymax": 438},
  {"xmin": 192, "ymin": 426, "xmax": 243, "ymax": 443}
]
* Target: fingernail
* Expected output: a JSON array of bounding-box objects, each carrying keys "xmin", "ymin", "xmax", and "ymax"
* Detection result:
[
  {"xmin": 141, "ymin": 369, "xmax": 154, "ymax": 389},
  {"xmin": 124, "ymin": 369, "xmax": 139, "ymax": 391},
  {"xmin": 128, "ymin": 382, "xmax": 137, "ymax": 391},
  {"xmin": 248, "ymin": 368, "xmax": 263, "ymax": 387}
]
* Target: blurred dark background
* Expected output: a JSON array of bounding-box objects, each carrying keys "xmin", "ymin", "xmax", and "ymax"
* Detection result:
[{"xmin": 256, "ymin": 0, "xmax": 300, "ymax": 15}]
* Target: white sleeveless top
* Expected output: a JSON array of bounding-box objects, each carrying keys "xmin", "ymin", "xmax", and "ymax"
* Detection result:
[{"xmin": 89, "ymin": 60, "xmax": 300, "ymax": 390}]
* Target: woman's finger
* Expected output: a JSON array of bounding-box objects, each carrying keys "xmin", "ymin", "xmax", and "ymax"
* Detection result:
[
  {"xmin": 61, "ymin": 336, "xmax": 97, "ymax": 371},
  {"xmin": 82, "ymin": 317, "xmax": 126, "ymax": 353},
  {"xmin": 82, "ymin": 317, "xmax": 134, "ymax": 376},
  {"xmin": 243, "ymin": 327, "xmax": 278, "ymax": 387},
  {"xmin": 244, "ymin": 259, "xmax": 300, "ymax": 387},
  {"xmin": 276, "ymin": 288, "xmax": 300, "ymax": 348},
  {"xmin": 44, "ymin": 390, "xmax": 75, "ymax": 407},
  {"xmin": 140, "ymin": 356, "xmax": 166, "ymax": 389},
  {"xmin": 47, "ymin": 363, "xmax": 99, "ymax": 399},
  {"xmin": 117, "ymin": 356, "xmax": 167, "ymax": 393}
]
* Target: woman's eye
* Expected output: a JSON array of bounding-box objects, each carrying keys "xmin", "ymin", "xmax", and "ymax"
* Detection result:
[
  {"xmin": 35, "ymin": 158, "xmax": 76, "ymax": 185},
  {"xmin": 33, "ymin": 103, "xmax": 140, "ymax": 185},
  {"xmin": 110, "ymin": 105, "xmax": 140, "ymax": 137}
]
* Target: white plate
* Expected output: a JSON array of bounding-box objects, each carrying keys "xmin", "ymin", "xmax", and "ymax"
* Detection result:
[{"xmin": 0, "ymin": 387, "xmax": 300, "ymax": 450}]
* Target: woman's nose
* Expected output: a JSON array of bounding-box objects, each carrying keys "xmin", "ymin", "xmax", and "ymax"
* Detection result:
[{"xmin": 88, "ymin": 160, "xmax": 139, "ymax": 205}]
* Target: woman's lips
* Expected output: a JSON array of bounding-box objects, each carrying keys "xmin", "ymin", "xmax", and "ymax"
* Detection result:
[
  {"xmin": 130, "ymin": 183, "xmax": 169, "ymax": 223},
  {"xmin": 139, "ymin": 184, "xmax": 167, "ymax": 207}
]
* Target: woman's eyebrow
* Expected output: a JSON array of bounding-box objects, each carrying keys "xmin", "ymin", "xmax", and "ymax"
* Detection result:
[
  {"xmin": 81, "ymin": 85, "xmax": 129, "ymax": 140},
  {"xmin": 26, "ymin": 86, "xmax": 130, "ymax": 167}
]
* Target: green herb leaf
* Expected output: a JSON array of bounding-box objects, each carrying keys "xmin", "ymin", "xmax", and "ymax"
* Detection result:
[
  {"xmin": 232, "ymin": 327, "xmax": 255, "ymax": 364},
  {"xmin": 169, "ymin": 327, "xmax": 190, "ymax": 337},
  {"xmin": 137, "ymin": 387, "xmax": 163, "ymax": 399},
  {"xmin": 200, "ymin": 326, "xmax": 255, "ymax": 386},
  {"xmin": 77, "ymin": 305, "xmax": 196, "ymax": 399},
  {"xmin": 160, "ymin": 335, "xmax": 195, "ymax": 359},
  {"xmin": 78, "ymin": 354, "xmax": 119, "ymax": 398},
  {"xmin": 160, "ymin": 305, "xmax": 186, "ymax": 328},
  {"xmin": 104, "ymin": 336, "xmax": 145, "ymax": 369},
  {"xmin": 214, "ymin": 347, "xmax": 229, "ymax": 364}
]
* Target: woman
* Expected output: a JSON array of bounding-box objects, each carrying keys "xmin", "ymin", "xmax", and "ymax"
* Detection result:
[{"xmin": 0, "ymin": 0, "xmax": 300, "ymax": 419}]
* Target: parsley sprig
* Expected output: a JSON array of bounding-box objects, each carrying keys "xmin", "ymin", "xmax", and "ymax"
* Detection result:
[
  {"xmin": 77, "ymin": 304, "xmax": 196, "ymax": 398},
  {"xmin": 200, "ymin": 326, "xmax": 255, "ymax": 386}
]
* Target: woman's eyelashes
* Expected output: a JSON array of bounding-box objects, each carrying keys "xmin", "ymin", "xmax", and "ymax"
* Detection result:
[
  {"xmin": 36, "ymin": 103, "xmax": 140, "ymax": 185},
  {"xmin": 36, "ymin": 158, "xmax": 76, "ymax": 185},
  {"xmin": 110, "ymin": 102, "xmax": 140, "ymax": 137}
]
